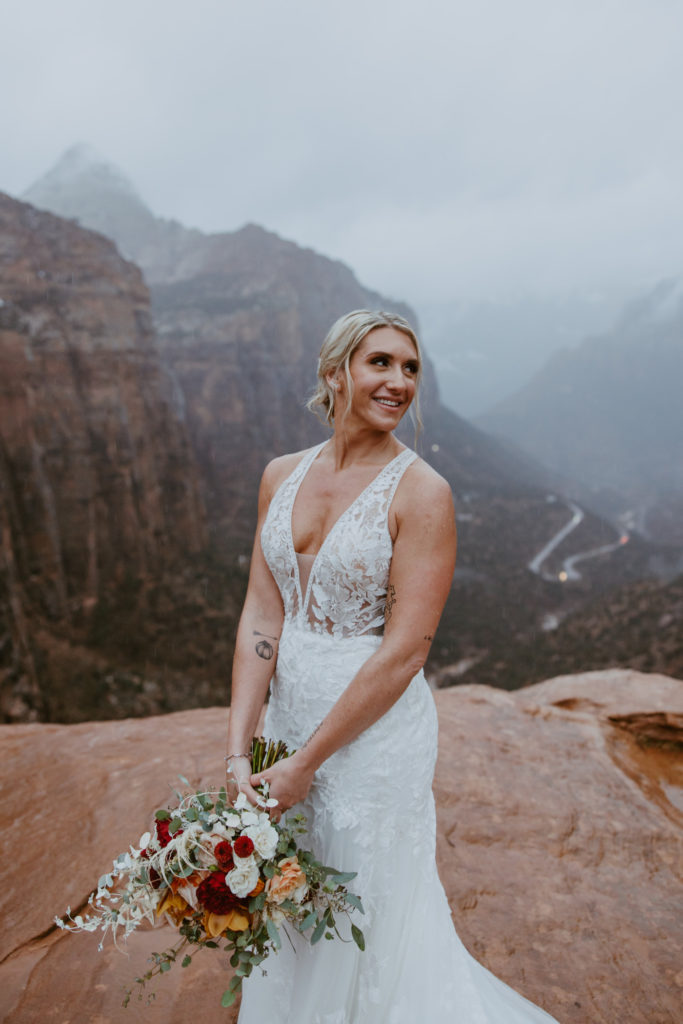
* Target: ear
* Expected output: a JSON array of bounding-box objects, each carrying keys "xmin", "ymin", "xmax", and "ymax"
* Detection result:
[{"xmin": 326, "ymin": 372, "xmax": 340, "ymax": 391}]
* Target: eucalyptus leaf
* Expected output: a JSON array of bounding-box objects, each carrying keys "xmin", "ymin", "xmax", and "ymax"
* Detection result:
[
  {"xmin": 344, "ymin": 893, "xmax": 365, "ymax": 914},
  {"xmin": 311, "ymin": 918, "xmax": 327, "ymax": 945},
  {"xmin": 351, "ymin": 924, "xmax": 365, "ymax": 951},
  {"xmin": 266, "ymin": 918, "xmax": 282, "ymax": 950},
  {"xmin": 327, "ymin": 870, "xmax": 357, "ymax": 884}
]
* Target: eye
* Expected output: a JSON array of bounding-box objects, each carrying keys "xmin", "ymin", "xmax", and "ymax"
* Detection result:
[
  {"xmin": 370, "ymin": 356, "xmax": 389, "ymax": 366},
  {"xmin": 404, "ymin": 361, "xmax": 419, "ymax": 375}
]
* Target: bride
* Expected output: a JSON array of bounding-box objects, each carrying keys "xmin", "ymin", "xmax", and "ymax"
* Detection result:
[{"xmin": 225, "ymin": 310, "xmax": 560, "ymax": 1022}]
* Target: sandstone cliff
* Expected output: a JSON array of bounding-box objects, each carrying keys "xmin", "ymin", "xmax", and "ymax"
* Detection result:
[
  {"xmin": 0, "ymin": 669, "xmax": 680, "ymax": 1023},
  {"xmin": 0, "ymin": 193, "xmax": 207, "ymax": 722},
  {"xmin": 8, "ymin": 151, "xmax": 677, "ymax": 725}
]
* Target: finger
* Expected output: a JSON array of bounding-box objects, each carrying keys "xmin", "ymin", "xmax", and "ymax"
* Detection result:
[{"xmin": 241, "ymin": 783, "xmax": 264, "ymax": 807}]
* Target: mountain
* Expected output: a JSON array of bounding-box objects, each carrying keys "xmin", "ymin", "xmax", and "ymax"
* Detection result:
[
  {"xmin": 22, "ymin": 146, "xmax": 558, "ymax": 547},
  {"xmin": 4, "ymin": 148, "xmax": 664, "ymax": 724},
  {"xmin": 23, "ymin": 143, "xmax": 202, "ymax": 283},
  {"xmin": 438, "ymin": 570, "xmax": 683, "ymax": 690},
  {"xmin": 0, "ymin": 193, "xmax": 239, "ymax": 722},
  {"xmin": 476, "ymin": 280, "xmax": 683, "ymax": 543},
  {"xmin": 421, "ymin": 291, "xmax": 623, "ymax": 418}
]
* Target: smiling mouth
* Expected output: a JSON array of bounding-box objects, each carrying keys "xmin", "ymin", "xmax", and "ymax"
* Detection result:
[{"xmin": 373, "ymin": 397, "xmax": 401, "ymax": 408}]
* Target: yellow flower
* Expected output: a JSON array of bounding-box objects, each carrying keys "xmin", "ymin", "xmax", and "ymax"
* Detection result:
[
  {"xmin": 156, "ymin": 889, "xmax": 190, "ymax": 925},
  {"xmin": 203, "ymin": 909, "xmax": 250, "ymax": 936}
]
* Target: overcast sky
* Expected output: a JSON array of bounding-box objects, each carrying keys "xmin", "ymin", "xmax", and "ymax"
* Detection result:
[{"xmin": 2, "ymin": 0, "xmax": 682, "ymax": 310}]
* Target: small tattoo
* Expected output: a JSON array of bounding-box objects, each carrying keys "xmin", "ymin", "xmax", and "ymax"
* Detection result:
[
  {"xmin": 302, "ymin": 721, "xmax": 323, "ymax": 749},
  {"xmin": 384, "ymin": 584, "xmax": 396, "ymax": 622},
  {"xmin": 424, "ymin": 634, "xmax": 433, "ymax": 641},
  {"xmin": 253, "ymin": 630, "xmax": 278, "ymax": 661}
]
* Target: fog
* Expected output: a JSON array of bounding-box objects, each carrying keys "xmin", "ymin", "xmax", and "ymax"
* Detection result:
[{"xmin": 2, "ymin": 0, "xmax": 681, "ymax": 410}]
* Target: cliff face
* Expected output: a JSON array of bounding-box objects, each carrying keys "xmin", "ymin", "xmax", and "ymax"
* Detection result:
[
  {"xmin": 0, "ymin": 670, "xmax": 680, "ymax": 1023},
  {"xmin": 12, "ymin": 149, "xmax": 677, "ymax": 722},
  {"xmin": 0, "ymin": 193, "xmax": 206, "ymax": 721}
]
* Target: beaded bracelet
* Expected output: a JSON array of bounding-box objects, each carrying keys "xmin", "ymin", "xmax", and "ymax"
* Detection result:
[{"xmin": 224, "ymin": 752, "xmax": 250, "ymax": 775}]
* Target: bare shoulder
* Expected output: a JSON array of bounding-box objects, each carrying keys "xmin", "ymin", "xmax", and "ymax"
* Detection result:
[
  {"xmin": 395, "ymin": 456, "xmax": 454, "ymax": 518},
  {"xmin": 260, "ymin": 446, "xmax": 318, "ymax": 500}
]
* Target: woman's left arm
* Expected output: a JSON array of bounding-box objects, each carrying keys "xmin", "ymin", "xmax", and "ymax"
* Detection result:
[{"xmin": 252, "ymin": 462, "xmax": 457, "ymax": 810}]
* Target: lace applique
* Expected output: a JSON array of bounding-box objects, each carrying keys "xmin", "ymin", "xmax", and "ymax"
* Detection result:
[{"xmin": 261, "ymin": 443, "xmax": 417, "ymax": 639}]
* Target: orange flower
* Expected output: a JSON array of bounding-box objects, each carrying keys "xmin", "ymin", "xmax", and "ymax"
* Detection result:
[
  {"xmin": 266, "ymin": 856, "xmax": 307, "ymax": 905},
  {"xmin": 156, "ymin": 889, "xmax": 191, "ymax": 925},
  {"xmin": 248, "ymin": 877, "xmax": 265, "ymax": 898},
  {"xmin": 171, "ymin": 871, "xmax": 203, "ymax": 894},
  {"xmin": 202, "ymin": 908, "xmax": 250, "ymax": 936}
]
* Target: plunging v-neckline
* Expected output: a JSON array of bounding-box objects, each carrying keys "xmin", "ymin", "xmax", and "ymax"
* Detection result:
[{"xmin": 289, "ymin": 443, "xmax": 407, "ymax": 613}]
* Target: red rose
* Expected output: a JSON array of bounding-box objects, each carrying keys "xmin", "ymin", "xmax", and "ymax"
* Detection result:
[
  {"xmin": 215, "ymin": 840, "xmax": 234, "ymax": 871},
  {"xmin": 155, "ymin": 819, "xmax": 172, "ymax": 848},
  {"xmin": 234, "ymin": 835, "xmax": 255, "ymax": 858},
  {"xmin": 196, "ymin": 871, "xmax": 244, "ymax": 915},
  {"xmin": 148, "ymin": 867, "xmax": 162, "ymax": 890}
]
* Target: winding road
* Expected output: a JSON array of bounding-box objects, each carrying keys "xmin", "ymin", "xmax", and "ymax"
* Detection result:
[{"xmin": 528, "ymin": 497, "xmax": 629, "ymax": 583}]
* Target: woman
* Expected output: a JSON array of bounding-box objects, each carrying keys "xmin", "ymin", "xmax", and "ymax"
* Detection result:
[{"xmin": 226, "ymin": 310, "xmax": 560, "ymax": 1022}]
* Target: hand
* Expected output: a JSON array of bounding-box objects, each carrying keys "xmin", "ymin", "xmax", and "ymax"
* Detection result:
[
  {"xmin": 250, "ymin": 751, "xmax": 315, "ymax": 820},
  {"xmin": 225, "ymin": 755, "xmax": 262, "ymax": 808}
]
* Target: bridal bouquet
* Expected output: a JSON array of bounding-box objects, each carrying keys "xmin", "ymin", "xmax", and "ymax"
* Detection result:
[{"xmin": 55, "ymin": 738, "xmax": 364, "ymax": 1009}]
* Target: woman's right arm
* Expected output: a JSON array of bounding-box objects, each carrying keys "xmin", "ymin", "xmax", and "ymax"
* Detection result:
[{"xmin": 225, "ymin": 459, "xmax": 288, "ymax": 803}]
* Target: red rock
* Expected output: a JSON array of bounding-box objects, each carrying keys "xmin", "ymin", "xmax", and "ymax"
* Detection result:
[{"xmin": 0, "ymin": 669, "xmax": 680, "ymax": 1023}]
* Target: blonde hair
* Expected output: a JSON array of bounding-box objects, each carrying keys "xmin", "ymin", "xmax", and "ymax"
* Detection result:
[{"xmin": 307, "ymin": 310, "xmax": 423, "ymax": 436}]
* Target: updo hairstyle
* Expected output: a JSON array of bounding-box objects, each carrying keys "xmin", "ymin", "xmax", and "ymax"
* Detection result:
[{"xmin": 306, "ymin": 310, "xmax": 423, "ymax": 433}]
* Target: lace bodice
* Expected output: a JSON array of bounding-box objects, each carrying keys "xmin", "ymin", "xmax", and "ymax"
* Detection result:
[{"xmin": 261, "ymin": 443, "xmax": 417, "ymax": 638}]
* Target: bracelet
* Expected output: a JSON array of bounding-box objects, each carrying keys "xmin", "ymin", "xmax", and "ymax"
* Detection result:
[{"xmin": 224, "ymin": 752, "xmax": 250, "ymax": 763}]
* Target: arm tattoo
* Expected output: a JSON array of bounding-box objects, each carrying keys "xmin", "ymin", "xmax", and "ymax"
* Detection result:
[
  {"xmin": 424, "ymin": 634, "xmax": 433, "ymax": 641},
  {"xmin": 253, "ymin": 629, "xmax": 278, "ymax": 661},
  {"xmin": 384, "ymin": 584, "xmax": 396, "ymax": 623},
  {"xmin": 301, "ymin": 720, "xmax": 323, "ymax": 749}
]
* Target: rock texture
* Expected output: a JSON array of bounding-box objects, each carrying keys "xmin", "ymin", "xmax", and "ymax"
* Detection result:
[
  {"xmin": 8, "ymin": 150, "xmax": 676, "ymax": 725},
  {"xmin": 0, "ymin": 193, "xmax": 207, "ymax": 722},
  {"xmin": 0, "ymin": 669, "xmax": 680, "ymax": 1023}
]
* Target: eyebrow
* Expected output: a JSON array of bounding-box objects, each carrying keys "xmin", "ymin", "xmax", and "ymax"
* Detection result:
[{"xmin": 366, "ymin": 349, "xmax": 420, "ymax": 365}]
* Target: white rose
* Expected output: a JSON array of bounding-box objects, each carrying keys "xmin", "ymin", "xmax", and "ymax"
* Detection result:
[
  {"xmin": 244, "ymin": 820, "xmax": 279, "ymax": 860},
  {"xmin": 226, "ymin": 858, "xmax": 260, "ymax": 898}
]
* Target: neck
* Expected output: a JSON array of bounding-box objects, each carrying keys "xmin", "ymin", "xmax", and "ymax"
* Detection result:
[{"xmin": 326, "ymin": 425, "xmax": 401, "ymax": 471}]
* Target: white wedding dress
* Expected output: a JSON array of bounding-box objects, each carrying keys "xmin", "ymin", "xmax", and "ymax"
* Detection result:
[{"xmin": 239, "ymin": 442, "xmax": 560, "ymax": 1023}]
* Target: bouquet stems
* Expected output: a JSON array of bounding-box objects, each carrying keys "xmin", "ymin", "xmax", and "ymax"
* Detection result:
[{"xmin": 250, "ymin": 736, "xmax": 293, "ymax": 776}]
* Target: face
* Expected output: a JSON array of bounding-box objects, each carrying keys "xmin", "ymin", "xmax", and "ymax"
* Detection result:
[{"xmin": 330, "ymin": 326, "xmax": 419, "ymax": 432}]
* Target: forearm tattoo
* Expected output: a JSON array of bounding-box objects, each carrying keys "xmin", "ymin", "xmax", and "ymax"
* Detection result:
[
  {"xmin": 253, "ymin": 629, "xmax": 278, "ymax": 661},
  {"xmin": 301, "ymin": 720, "xmax": 323, "ymax": 750},
  {"xmin": 384, "ymin": 584, "xmax": 396, "ymax": 623}
]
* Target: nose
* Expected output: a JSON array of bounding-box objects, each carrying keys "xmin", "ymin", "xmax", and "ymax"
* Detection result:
[{"xmin": 386, "ymin": 364, "xmax": 405, "ymax": 392}]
